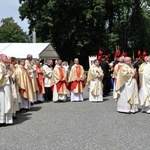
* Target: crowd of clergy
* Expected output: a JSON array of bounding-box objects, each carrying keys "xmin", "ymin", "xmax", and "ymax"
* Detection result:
[
  {"xmin": 0, "ymin": 52, "xmax": 150, "ymax": 125},
  {"xmin": 113, "ymin": 55, "xmax": 150, "ymax": 114}
]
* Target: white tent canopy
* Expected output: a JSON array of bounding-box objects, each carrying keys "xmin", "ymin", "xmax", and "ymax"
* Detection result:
[{"xmin": 0, "ymin": 43, "xmax": 59, "ymax": 59}]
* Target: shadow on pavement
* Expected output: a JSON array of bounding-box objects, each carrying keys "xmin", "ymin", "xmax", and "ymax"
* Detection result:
[
  {"xmin": 103, "ymin": 98, "xmax": 109, "ymax": 102},
  {"xmin": 13, "ymin": 113, "xmax": 32, "ymax": 125},
  {"xmin": 0, "ymin": 113, "xmax": 32, "ymax": 127},
  {"xmin": 30, "ymin": 106, "xmax": 42, "ymax": 112},
  {"xmin": 84, "ymin": 98, "xmax": 89, "ymax": 101},
  {"xmin": 0, "ymin": 106, "xmax": 42, "ymax": 127}
]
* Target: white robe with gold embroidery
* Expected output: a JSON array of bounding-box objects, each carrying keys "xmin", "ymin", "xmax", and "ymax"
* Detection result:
[
  {"xmin": 116, "ymin": 64, "xmax": 139, "ymax": 113},
  {"xmin": 138, "ymin": 62, "xmax": 147, "ymax": 101},
  {"xmin": 113, "ymin": 62, "xmax": 124, "ymax": 100},
  {"xmin": 0, "ymin": 63, "xmax": 13, "ymax": 124},
  {"xmin": 50, "ymin": 65, "xmax": 67, "ymax": 102},
  {"xmin": 141, "ymin": 63, "xmax": 150, "ymax": 107},
  {"xmin": 25, "ymin": 60, "xmax": 39, "ymax": 102},
  {"xmin": 68, "ymin": 64, "xmax": 84, "ymax": 102},
  {"xmin": 87, "ymin": 65, "xmax": 104, "ymax": 102}
]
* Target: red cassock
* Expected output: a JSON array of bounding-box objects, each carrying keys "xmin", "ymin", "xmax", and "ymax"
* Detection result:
[{"xmin": 36, "ymin": 67, "xmax": 44, "ymax": 94}]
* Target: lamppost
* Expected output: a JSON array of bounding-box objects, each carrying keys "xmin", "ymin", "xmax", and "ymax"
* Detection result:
[
  {"xmin": 28, "ymin": 20, "xmax": 36, "ymax": 43},
  {"xmin": 32, "ymin": 28, "xmax": 36, "ymax": 43}
]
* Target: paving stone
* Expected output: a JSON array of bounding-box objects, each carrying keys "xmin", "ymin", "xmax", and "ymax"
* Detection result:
[{"xmin": 0, "ymin": 87, "xmax": 150, "ymax": 150}]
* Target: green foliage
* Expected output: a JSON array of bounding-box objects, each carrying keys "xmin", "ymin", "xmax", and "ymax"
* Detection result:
[
  {"xmin": 19, "ymin": 0, "xmax": 150, "ymax": 61},
  {"xmin": 0, "ymin": 17, "xmax": 30, "ymax": 42},
  {"xmin": 19, "ymin": 0, "xmax": 105, "ymax": 61}
]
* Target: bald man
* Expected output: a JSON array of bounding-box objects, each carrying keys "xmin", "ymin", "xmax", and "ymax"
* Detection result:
[
  {"xmin": 68, "ymin": 58, "xmax": 85, "ymax": 102},
  {"xmin": 115, "ymin": 57, "xmax": 139, "ymax": 113},
  {"xmin": 138, "ymin": 56, "xmax": 148, "ymax": 105},
  {"xmin": 50, "ymin": 59, "xmax": 67, "ymax": 102}
]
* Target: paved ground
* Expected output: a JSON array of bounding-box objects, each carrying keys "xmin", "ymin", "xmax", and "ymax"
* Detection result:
[{"xmin": 0, "ymin": 88, "xmax": 150, "ymax": 150}]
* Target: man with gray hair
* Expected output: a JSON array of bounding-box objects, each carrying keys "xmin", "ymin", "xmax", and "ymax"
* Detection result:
[
  {"xmin": 27, "ymin": 54, "xmax": 33, "ymax": 59},
  {"xmin": 43, "ymin": 59, "xmax": 53, "ymax": 101},
  {"xmin": 115, "ymin": 57, "xmax": 139, "ymax": 113},
  {"xmin": 25, "ymin": 54, "xmax": 39, "ymax": 103}
]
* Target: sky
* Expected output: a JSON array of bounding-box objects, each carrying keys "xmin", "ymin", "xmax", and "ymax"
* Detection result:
[{"xmin": 0, "ymin": 0, "xmax": 29, "ymax": 32}]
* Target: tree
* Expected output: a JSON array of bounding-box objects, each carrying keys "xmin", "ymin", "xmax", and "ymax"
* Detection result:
[
  {"xmin": 19, "ymin": 0, "xmax": 105, "ymax": 64},
  {"xmin": 0, "ymin": 17, "xmax": 30, "ymax": 42},
  {"xmin": 104, "ymin": 0, "xmax": 150, "ymax": 55},
  {"xmin": 19, "ymin": 0, "xmax": 150, "ymax": 63}
]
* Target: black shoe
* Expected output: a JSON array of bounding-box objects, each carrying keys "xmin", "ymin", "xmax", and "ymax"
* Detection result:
[
  {"xmin": 31, "ymin": 102, "xmax": 34, "ymax": 106},
  {"xmin": 0, "ymin": 123, "xmax": 6, "ymax": 127},
  {"xmin": 13, "ymin": 116, "xmax": 17, "ymax": 119},
  {"xmin": 118, "ymin": 111, "xmax": 131, "ymax": 114},
  {"xmin": 37, "ymin": 101, "xmax": 43, "ymax": 103}
]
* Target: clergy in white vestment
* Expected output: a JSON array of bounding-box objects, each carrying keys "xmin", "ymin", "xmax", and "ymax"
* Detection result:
[
  {"xmin": 140, "ymin": 56, "xmax": 150, "ymax": 113},
  {"xmin": 10, "ymin": 57, "xmax": 21, "ymax": 117},
  {"xmin": 33, "ymin": 60, "xmax": 46, "ymax": 102},
  {"xmin": 113, "ymin": 56, "xmax": 124, "ymax": 100},
  {"xmin": 0, "ymin": 54, "xmax": 13, "ymax": 124},
  {"xmin": 68, "ymin": 58, "xmax": 85, "ymax": 102},
  {"xmin": 6, "ymin": 57, "xmax": 20, "ymax": 119},
  {"xmin": 116, "ymin": 57, "xmax": 139, "ymax": 113},
  {"xmin": 62, "ymin": 61, "xmax": 69, "ymax": 76},
  {"xmin": 14, "ymin": 59, "xmax": 34, "ymax": 110},
  {"xmin": 138, "ymin": 56, "xmax": 148, "ymax": 102},
  {"xmin": 25, "ymin": 54, "xmax": 39, "ymax": 103},
  {"xmin": 50, "ymin": 59, "xmax": 67, "ymax": 102},
  {"xmin": 87, "ymin": 59, "xmax": 104, "ymax": 102},
  {"xmin": 43, "ymin": 59, "xmax": 53, "ymax": 101}
]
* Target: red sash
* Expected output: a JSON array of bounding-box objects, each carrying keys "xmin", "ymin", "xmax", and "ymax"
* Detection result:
[
  {"xmin": 68, "ymin": 66, "xmax": 84, "ymax": 92},
  {"xmin": 36, "ymin": 67, "xmax": 44, "ymax": 93},
  {"xmin": 51, "ymin": 67, "xmax": 65, "ymax": 92},
  {"xmin": 19, "ymin": 89, "xmax": 25, "ymax": 95}
]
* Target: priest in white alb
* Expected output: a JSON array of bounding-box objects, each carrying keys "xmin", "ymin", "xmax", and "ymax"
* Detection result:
[
  {"xmin": 10, "ymin": 57, "xmax": 21, "ymax": 116},
  {"xmin": 25, "ymin": 54, "xmax": 39, "ymax": 103},
  {"xmin": 43, "ymin": 59, "xmax": 53, "ymax": 101},
  {"xmin": 140, "ymin": 56, "xmax": 150, "ymax": 113},
  {"xmin": 68, "ymin": 58, "xmax": 85, "ymax": 102},
  {"xmin": 7, "ymin": 57, "xmax": 20, "ymax": 119},
  {"xmin": 50, "ymin": 59, "xmax": 67, "ymax": 102},
  {"xmin": 138, "ymin": 56, "xmax": 148, "ymax": 101},
  {"xmin": 138, "ymin": 56, "xmax": 148, "ymax": 87},
  {"xmin": 87, "ymin": 59, "xmax": 104, "ymax": 102},
  {"xmin": 0, "ymin": 54, "xmax": 13, "ymax": 124},
  {"xmin": 33, "ymin": 60, "xmax": 45, "ymax": 102},
  {"xmin": 113, "ymin": 56, "xmax": 124, "ymax": 100},
  {"xmin": 14, "ymin": 59, "xmax": 34, "ymax": 110},
  {"xmin": 115, "ymin": 57, "xmax": 139, "ymax": 113}
]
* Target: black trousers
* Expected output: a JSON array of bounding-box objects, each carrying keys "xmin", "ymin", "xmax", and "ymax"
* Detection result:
[
  {"xmin": 102, "ymin": 78, "xmax": 111, "ymax": 96},
  {"xmin": 44, "ymin": 87, "xmax": 53, "ymax": 101}
]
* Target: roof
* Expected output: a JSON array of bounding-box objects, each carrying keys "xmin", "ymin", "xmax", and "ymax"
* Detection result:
[
  {"xmin": 39, "ymin": 44, "xmax": 59, "ymax": 59},
  {"xmin": 0, "ymin": 43, "xmax": 59, "ymax": 59}
]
